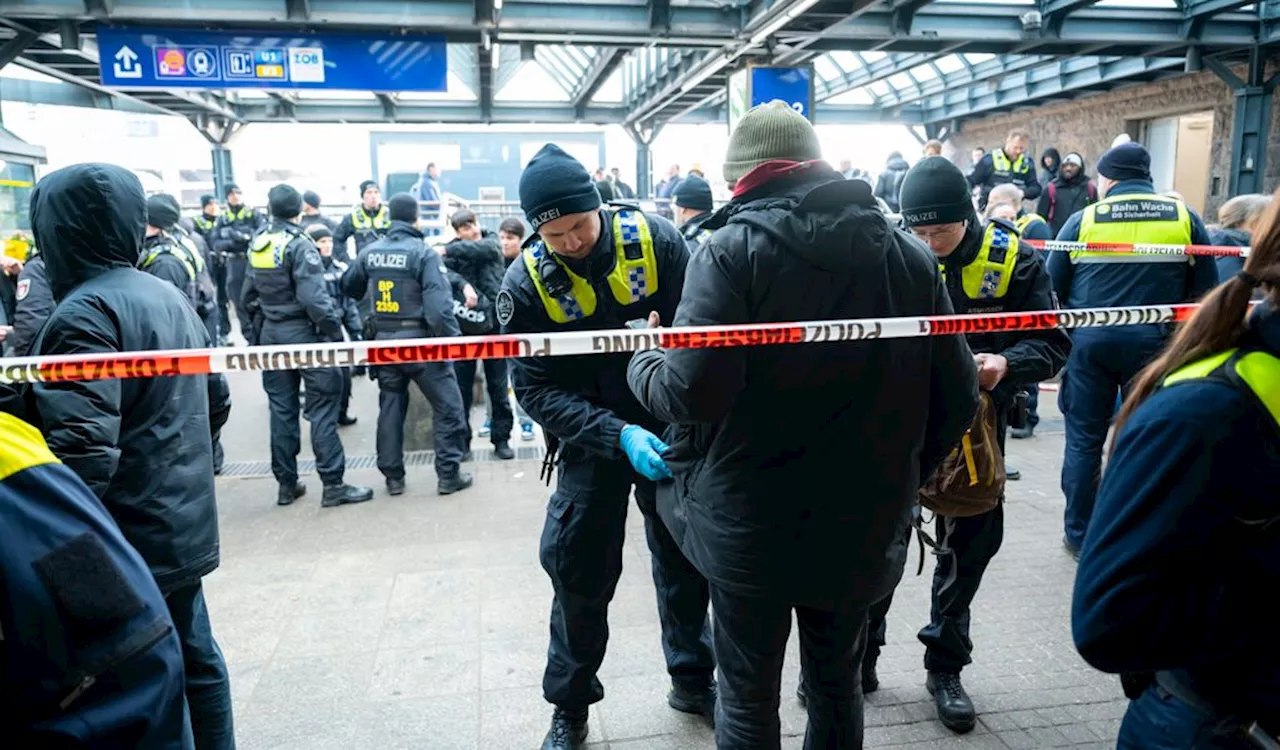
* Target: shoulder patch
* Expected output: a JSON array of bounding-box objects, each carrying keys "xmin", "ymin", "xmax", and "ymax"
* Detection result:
[
  {"xmin": 496, "ymin": 289, "xmax": 515, "ymax": 327},
  {"xmin": 16, "ymin": 278, "xmax": 30, "ymax": 301}
]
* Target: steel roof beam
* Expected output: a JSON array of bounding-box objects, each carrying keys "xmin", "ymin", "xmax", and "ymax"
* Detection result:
[
  {"xmin": 0, "ymin": 29, "xmax": 37, "ymax": 68},
  {"xmin": 817, "ymin": 46, "xmax": 964, "ymax": 101},
  {"xmin": 573, "ymin": 47, "xmax": 625, "ymax": 117},
  {"xmin": 285, "ymin": 0, "xmax": 310, "ymax": 22},
  {"xmin": 650, "ymin": 0, "xmax": 672, "ymax": 30}
]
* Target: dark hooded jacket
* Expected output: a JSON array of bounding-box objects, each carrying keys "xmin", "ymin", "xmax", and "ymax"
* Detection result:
[
  {"xmin": 1040, "ymin": 147, "xmax": 1061, "ymax": 186},
  {"xmin": 21, "ymin": 163, "xmax": 226, "ymax": 594},
  {"xmin": 874, "ymin": 154, "xmax": 911, "ymax": 212},
  {"xmin": 443, "ymin": 230, "xmax": 506, "ymax": 329},
  {"xmin": 627, "ymin": 166, "xmax": 979, "ymax": 609},
  {"xmin": 10, "ymin": 251, "xmax": 53, "ymax": 357}
]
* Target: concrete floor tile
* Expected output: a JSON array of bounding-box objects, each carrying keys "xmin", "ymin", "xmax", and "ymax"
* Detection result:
[
  {"xmin": 380, "ymin": 598, "xmax": 482, "ymax": 650},
  {"xmin": 480, "ymin": 686, "xmax": 606, "ymax": 750},
  {"xmin": 367, "ymin": 644, "xmax": 481, "ymax": 700},
  {"xmin": 247, "ymin": 652, "xmax": 377, "ymax": 713},
  {"xmin": 211, "ymin": 616, "xmax": 288, "ymax": 666},
  {"xmin": 388, "ymin": 569, "xmax": 488, "ymax": 612},
  {"xmin": 596, "ymin": 673, "xmax": 714, "ymax": 742},
  {"xmin": 481, "ymin": 594, "xmax": 553, "ymax": 641},
  {"xmin": 234, "ymin": 705, "xmax": 360, "ymax": 750},
  {"xmin": 481, "ymin": 637, "xmax": 550, "ymax": 691},
  {"xmin": 285, "ymin": 574, "xmax": 394, "ymax": 615},
  {"xmin": 272, "ymin": 608, "xmax": 387, "ymax": 659},
  {"xmin": 351, "ymin": 694, "xmax": 480, "ymax": 750}
]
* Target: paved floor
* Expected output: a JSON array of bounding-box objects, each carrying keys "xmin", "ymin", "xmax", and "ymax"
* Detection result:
[{"xmin": 210, "ymin": 371, "xmax": 1126, "ymax": 749}]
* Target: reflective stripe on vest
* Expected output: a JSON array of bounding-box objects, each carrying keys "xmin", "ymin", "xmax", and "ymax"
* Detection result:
[
  {"xmin": 223, "ymin": 206, "xmax": 251, "ymax": 223},
  {"xmin": 351, "ymin": 205, "xmax": 390, "ymax": 232},
  {"xmin": 991, "ymin": 150, "xmax": 1030, "ymax": 180},
  {"xmin": 1163, "ymin": 348, "xmax": 1280, "ymax": 426},
  {"xmin": 522, "ymin": 209, "xmax": 659, "ymax": 324},
  {"xmin": 1015, "ymin": 213, "xmax": 1046, "ymax": 235},
  {"xmin": 141, "ymin": 241, "xmax": 197, "ymax": 283},
  {"xmin": 194, "ymin": 215, "xmax": 216, "ymax": 232},
  {"xmin": 941, "ymin": 221, "xmax": 1020, "ymax": 301},
  {"xmin": 1075, "ymin": 193, "xmax": 1192, "ymax": 265},
  {"xmin": 249, "ymin": 231, "xmax": 291, "ymax": 269}
]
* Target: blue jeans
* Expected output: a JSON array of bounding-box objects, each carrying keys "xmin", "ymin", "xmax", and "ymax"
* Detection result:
[
  {"xmin": 165, "ymin": 582, "xmax": 235, "ymax": 750},
  {"xmin": 1119, "ymin": 684, "xmax": 1260, "ymax": 749},
  {"xmin": 1059, "ymin": 327, "xmax": 1165, "ymax": 549}
]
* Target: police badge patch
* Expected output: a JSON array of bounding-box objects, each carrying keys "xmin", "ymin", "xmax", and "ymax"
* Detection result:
[
  {"xmin": 16, "ymin": 278, "xmax": 30, "ymax": 301},
  {"xmin": 496, "ymin": 289, "xmax": 515, "ymax": 327}
]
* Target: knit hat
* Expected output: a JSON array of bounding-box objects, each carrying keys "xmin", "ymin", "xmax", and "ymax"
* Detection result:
[
  {"xmin": 200, "ymin": 194, "xmax": 216, "ymax": 209},
  {"xmin": 358, "ymin": 180, "xmax": 379, "ymax": 199},
  {"xmin": 224, "ymin": 183, "xmax": 241, "ymax": 198},
  {"xmin": 519, "ymin": 144, "xmax": 602, "ymax": 230},
  {"xmin": 303, "ymin": 190, "xmax": 322, "ymax": 208},
  {"xmin": 723, "ymin": 100, "xmax": 823, "ymax": 185},
  {"xmin": 898, "ymin": 156, "xmax": 976, "ymax": 227},
  {"xmin": 145, "ymin": 193, "xmax": 181, "ymax": 230},
  {"xmin": 388, "ymin": 192, "xmax": 420, "ymax": 223},
  {"xmin": 1062, "ymin": 152, "xmax": 1084, "ymax": 168},
  {"xmin": 306, "ymin": 225, "xmax": 332, "ymax": 241},
  {"xmin": 268, "ymin": 184, "xmax": 304, "ymax": 219},
  {"xmin": 1095, "ymin": 142, "xmax": 1151, "ymax": 182},
  {"xmin": 673, "ymin": 175, "xmax": 713, "ymax": 212}
]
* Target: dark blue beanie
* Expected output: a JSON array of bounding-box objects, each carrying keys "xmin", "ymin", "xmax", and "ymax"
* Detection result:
[
  {"xmin": 673, "ymin": 175, "xmax": 713, "ymax": 212},
  {"xmin": 519, "ymin": 144, "xmax": 601, "ymax": 230},
  {"xmin": 1095, "ymin": 142, "xmax": 1151, "ymax": 183}
]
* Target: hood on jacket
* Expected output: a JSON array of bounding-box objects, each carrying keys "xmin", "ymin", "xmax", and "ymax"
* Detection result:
[
  {"xmin": 727, "ymin": 167, "xmax": 891, "ymax": 275},
  {"xmin": 886, "ymin": 155, "xmax": 910, "ymax": 172},
  {"xmin": 30, "ymin": 163, "xmax": 146, "ymax": 300},
  {"xmin": 1041, "ymin": 148, "xmax": 1061, "ymax": 172}
]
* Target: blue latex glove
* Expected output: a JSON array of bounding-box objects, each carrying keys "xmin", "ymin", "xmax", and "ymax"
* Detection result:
[{"xmin": 619, "ymin": 424, "xmax": 673, "ymax": 481}]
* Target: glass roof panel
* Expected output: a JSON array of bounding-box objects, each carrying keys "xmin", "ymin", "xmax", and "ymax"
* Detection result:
[
  {"xmin": 861, "ymin": 50, "xmax": 887, "ymax": 63},
  {"xmin": 868, "ymin": 80, "xmax": 890, "ymax": 96},
  {"xmin": 827, "ymin": 51, "xmax": 861, "ymax": 72},
  {"xmin": 887, "ymin": 72, "xmax": 914, "ymax": 90},
  {"xmin": 496, "ymin": 61, "xmax": 570, "ymax": 102},
  {"xmin": 823, "ymin": 86, "xmax": 875, "ymax": 105},
  {"xmin": 909, "ymin": 63, "xmax": 938, "ymax": 81},
  {"xmin": 814, "ymin": 55, "xmax": 842, "ymax": 82},
  {"xmin": 964, "ymin": 52, "xmax": 996, "ymax": 65},
  {"xmin": 589, "ymin": 65, "xmax": 624, "ymax": 104},
  {"xmin": 935, "ymin": 54, "xmax": 966, "ymax": 73}
]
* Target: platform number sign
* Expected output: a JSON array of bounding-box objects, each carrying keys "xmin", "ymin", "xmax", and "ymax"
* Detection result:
[{"xmin": 744, "ymin": 66, "xmax": 814, "ymax": 123}]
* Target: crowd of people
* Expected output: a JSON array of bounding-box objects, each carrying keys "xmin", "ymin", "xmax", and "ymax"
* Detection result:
[{"xmin": 0, "ymin": 99, "xmax": 1274, "ymax": 750}]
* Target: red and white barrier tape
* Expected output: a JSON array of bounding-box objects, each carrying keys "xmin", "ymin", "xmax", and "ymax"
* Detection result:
[
  {"xmin": 0, "ymin": 303, "xmax": 1201, "ymax": 385},
  {"xmin": 1021, "ymin": 240, "xmax": 1248, "ymax": 258}
]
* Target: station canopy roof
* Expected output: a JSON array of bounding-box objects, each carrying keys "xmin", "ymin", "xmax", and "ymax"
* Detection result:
[{"xmin": 0, "ymin": 0, "xmax": 1274, "ymax": 135}]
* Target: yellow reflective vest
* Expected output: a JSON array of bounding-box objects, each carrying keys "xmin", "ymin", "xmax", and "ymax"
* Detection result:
[
  {"xmin": 1163, "ymin": 347, "xmax": 1280, "ymax": 426},
  {"xmin": 941, "ymin": 221, "xmax": 1021, "ymax": 301},
  {"xmin": 1075, "ymin": 193, "xmax": 1192, "ymax": 265},
  {"xmin": 523, "ymin": 209, "xmax": 659, "ymax": 323}
]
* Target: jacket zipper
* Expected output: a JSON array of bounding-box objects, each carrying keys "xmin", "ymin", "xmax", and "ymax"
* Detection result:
[{"xmin": 58, "ymin": 618, "xmax": 172, "ymax": 713}]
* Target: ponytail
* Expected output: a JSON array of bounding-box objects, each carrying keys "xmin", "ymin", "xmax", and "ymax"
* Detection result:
[{"xmin": 1112, "ymin": 189, "xmax": 1280, "ymax": 440}]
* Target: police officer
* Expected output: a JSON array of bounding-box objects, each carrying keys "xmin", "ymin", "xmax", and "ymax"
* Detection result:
[
  {"xmin": 333, "ymin": 179, "xmax": 390, "ymax": 262},
  {"xmin": 671, "ymin": 174, "xmax": 715, "ymax": 250},
  {"xmin": 188, "ymin": 194, "xmax": 220, "ymax": 246},
  {"xmin": 307, "ymin": 224, "xmax": 363, "ymax": 426},
  {"xmin": 300, "ymin": 190, "xmax": 338, "ymax": 234},
  {"xmin": 242, "ymin": 184, "xmax": 374, "ymax": 509},
  {"xmin": 499, "ymin": 144, "xmax": 715, "ymax": 750},
  {"xmin": 1073, "ymin": 235, "xmax": 1279, "ymax": 748},
  {"xmin": 185, "ymin": 195, "xmax": 224, "ymax": 343},
  {"xmin": 341, "ymin": 193, "xmax": 474, "ymax": 497},
  {"xmin": 9, "ymin": 247, "xmax": 51, "ymax": 357},
  {"xmin": 213, "ymin": 183, "xmax": 265, "ymax": 342},
  {"xmin": 968, "ymin": 129, "xmax": 1041, "ymax": 211},
  {"xmin": 0, "ymin": 412, "xmax": 193, "ymax": 748},
  {"xmin": 885, "ymin": 156, "xmax": 1070, "ymax": 734},
  {"xmin": 1048, "ymin": 142, "xmax": 1218, "ymax": 560}
]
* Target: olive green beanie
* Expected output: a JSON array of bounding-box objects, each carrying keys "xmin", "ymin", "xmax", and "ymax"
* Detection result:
[{"xmin": 723, "ymin": 100, "xmax": 824, "ymax": 185}]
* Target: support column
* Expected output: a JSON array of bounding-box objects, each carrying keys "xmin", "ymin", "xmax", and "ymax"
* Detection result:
[
  {"xmin": 190, "ymin": 115, "xmax": 244, "ymax": 199},
  {"xmin": 1208, "ymin": 46, "xmax": 1277, "ymax": 197},
  {"xmin": 211, "ymin": 144, "xmax": 235, "ymax": 197},
  {"xmin": 626, "ymin": 123, "xmax": 661, "ymax": 199}
]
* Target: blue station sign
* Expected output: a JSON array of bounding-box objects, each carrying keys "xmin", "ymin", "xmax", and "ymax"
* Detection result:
[
  {"xmin": 748, "ymin": 66, "xmax": 815, "ymax": 122},
  {"xmin": 96, "ymin": 27, "xmax": 448, "ymax": 92}
]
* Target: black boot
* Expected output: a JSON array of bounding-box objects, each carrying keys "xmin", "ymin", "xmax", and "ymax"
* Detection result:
[
  {"xmin": 321, "ymin": 483, "xmax": 374, "ymax": 508},
  {"xmin": 1010, "ymin": 424, "xmax": 1034, "ymax": 439},
  {"xmin": 386, "ymin": 478, "xmax": 406, "ymax": 496},
  {"xmin": 493, "ymin": 440, "xmax": 515, "ymax": 460},
  {"xmin": 668, "ymin": 679, "xmax": 716, "ymax": 727},
  {"xmin": 338, "ymin": 412, "xmax": 358, "ymax": 427},
  {"xmin": 541, "ymin": 707, "xmax": 588, "ymax": 750},
  {"xmin": 438, "ymin": 472, "xmax": 475, "ymax": 495},
  {"xmin": 926, "ymin": 671, "xmax": 976, "ymax": 733},
  {"xmin": 1006, "ymin": 464, "xmax": 1021, "ymax": 481},
  {"xmin": 862, "ymin": 650, "xmax": 880, "ymax": 694},
  {"xmin": 277, "ymin": 481, "xmax": 305, "ymax": 506}
]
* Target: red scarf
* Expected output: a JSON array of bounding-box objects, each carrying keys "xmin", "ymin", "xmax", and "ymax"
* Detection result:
[{"xmin": 731, "ymin": 159, "xmax": 828, "ymax": 199}]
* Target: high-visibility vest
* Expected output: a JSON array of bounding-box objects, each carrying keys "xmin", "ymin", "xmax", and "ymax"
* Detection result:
[
  {"xmin": 523, "ymin": 209, "xmax": 660, "ymax": 323},
  {"xmin": 1163, "ymin": 347, "xmax": 1280, "ymax": 426},
  {"xmin": 350, "ymin": 205, "xmax": 391, "ymax": 232},
  {"xmin": 940, "ymin": 220, "xmax": 1021, "ymax": 301},
  {"xmin": 991, "ymin": 149, "xmax": 1032, "ymax": 182},
  {"xmin": 1075, "ymin": 193, "xmax": 1192, "ymax": 265},
  {"xmin": 1015, "ymin": 213, "xmax": 1047, "ymax": 236}
]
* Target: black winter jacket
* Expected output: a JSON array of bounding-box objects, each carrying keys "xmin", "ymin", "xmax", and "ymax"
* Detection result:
[
  {"xmin": 444, "ymin": 231, "xmax": 506, "ymax": 303},
  {"xmin": 22, "ymin": 163, "xmax": 227, "ymax": 593},
  {"xmin": 627, "ymin": 168, "xmax": 979, "ymax": 609},
  {"xmin": 10, "ymin": 253, "xmax": 53, "ymax": 357},
  {"xmin": 874, "ymin": 155, "xmax": 910, "ymax": 212}
]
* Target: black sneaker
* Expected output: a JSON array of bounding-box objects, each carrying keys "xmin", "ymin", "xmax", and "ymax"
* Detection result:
[
  {"xmin": 926, "ymin": 671, "xmax": 976, "ymax": 733},
  {"xmin": 540, "ymin": 707, "xmax": 588, "ymax": 750},
  {"xmin": 1063, "ymin": 536, "xmax": 1081, "ymax": 562},
  {"xmin": 668, "ymin": 679, "xmax": 716, "ymax": 727},
  {"xmin": 493, "ymin": 441, "xmax": 515, "ymax": 460},
  {"xmin": 1010, "ymin": 425, "xmax": 1034, "ymax": 439},
  {"xmin": 438, "ymin": 472, "xmax": 475, "ymax": 495},
  {"xmin": 862, "ymin": 651, "xmax": 880, "ymax": 694},
  {"xmin": 277, "ymin": 481, "xmax": 306, "ymax": 506},
  {"xmin": 321, "ymin": 483, "xmax": 374, "ymax": 507},
  {"xmin": 338, "ymin": 413, "xmax": 358, "ymax": 427},
  {"xmin": 387, "ymin": 478, "xmax": 406, "ymax": 496},
  {"xmin": 1006, "ymin": 464, "xmax": 1021, "ymax": 481}
]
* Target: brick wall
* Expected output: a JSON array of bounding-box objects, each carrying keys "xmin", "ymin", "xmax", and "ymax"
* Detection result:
[{"xmin": 948, "ymin": 60, "xmax": 1280, "ymax": 219}]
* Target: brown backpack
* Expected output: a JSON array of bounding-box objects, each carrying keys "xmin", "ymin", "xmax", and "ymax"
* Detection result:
[{"xmin": 918, "ymin": 390, "xmax": 1005, "ymax": 517}]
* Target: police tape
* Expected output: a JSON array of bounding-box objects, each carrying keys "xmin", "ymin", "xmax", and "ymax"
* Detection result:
[
  {"xmin": 0, "ymin": 303, "xmax": 1202, "ymax": 385},
  {"xmin": 1020, "ymin": 239, "xmax": 1248, "ymax": 257}
]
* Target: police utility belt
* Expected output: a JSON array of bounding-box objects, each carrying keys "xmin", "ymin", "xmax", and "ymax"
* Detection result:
[{"xmin": 1153, "ymin": 672, "xmax": 1278, "ymax": 749}]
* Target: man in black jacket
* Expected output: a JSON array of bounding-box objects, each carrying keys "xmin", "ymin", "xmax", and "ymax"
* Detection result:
[
  {"xmin": 627, "ymin": 101, "xmax": 979, "ymax": 749},
  {"xmin": 242, "ymin": 184, "xmax": 373, "ymax": 509},
  {"xmin": 890, "ymin": 157, "xmax": 1071, "ymax": 734},
  {"xmin": 343, "ymin": 194, "xmax": 474, "ymax": 497},
  {"xmin": 10, "ymin": 249, "xmax": 52, "ymax": 356},
  {"xmin": 443, "ymin": 208, "xmax": 515, "ymax": 459},
  {"xmin": 501, "ymin": 144, "xmax": 715, "ymax": 750},
  {"xmin": 212, "ymin": 183, "xmax": 265, "ymax": 342},
  {"xmin": 1035, "ymin": 152, "xmax": 1097, "ymax": 238},
  {"xmin": 672, "ymin": 174, "xmax": 715, "ymax": 250},
  {"xmin": 21, "ymin": 163, "xmax": 236, "ymax": 749},
  {"xmin": 874, "ymin": 151, "xmax": 910, "ymax": 212}
]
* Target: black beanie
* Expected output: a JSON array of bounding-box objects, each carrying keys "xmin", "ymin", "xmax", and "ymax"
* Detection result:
[
  {"xmin": 268, "ymin": 184, "xmax": 304, "ymax": 219},
  {"xmin": 146, "ymin": 193, "xmax": 181, "ymax": 230},
  {"xmin": 306, "ymin": 225, "xmax": 332, "ymax": 241},
  {"xmin": 673, "ymin": 175, "xmax": 713, "ymax": 212},
  {"xmin": 200, "ymin": 194, "xmax": 216, "ymax": 209},
  {"xmin": 224, "ymin": 183, "xmax": 240, "ymax": 197},
  {"xmin": 898, "ymin": 156, "xmax": 975, "ymax": 227},
  {"xmin": 1095, "ymin": 142, "xmax": 1151, "ymax": 182},
  {"xmin": 519, "ymin": 144, "xmax": 601, "ymax": 230},
  {"xmin": 303, "ymin": 190, "xmax": 322, "ymax": 208},
  {"xmin": 388, "ymin": 192, "xmax": 419, "ymax": 223},
  {"xmin": 359, "ymin": 180, "xmax": 379, "ymax": 198}
]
